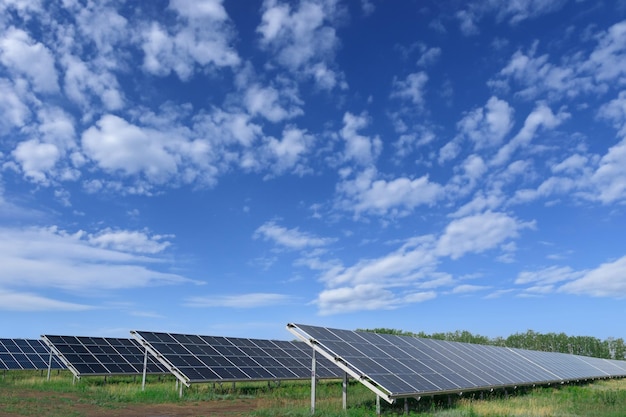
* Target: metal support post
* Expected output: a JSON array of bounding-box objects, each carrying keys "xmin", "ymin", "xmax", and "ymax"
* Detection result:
[
  {"xmin": 376, "ymin": 395, "xmax": 381, "ymax": 416},
  {"xmin": 404, "ymin": 398, "xmax": 409, "ymax": 415},
  {"xmin": 310, "ymin": 348, "xmax": 317, "ymax": 415},
  {"xmin": 47, "ymin": 350, "xmax": 53, "ymax": 381},
  {"xmin": 342, "ymin": 372, "xmax": 348, "ymax": 410},
  {"xmin": 141, "ymin": 347, "xmax": 148, "ymax": 391}
]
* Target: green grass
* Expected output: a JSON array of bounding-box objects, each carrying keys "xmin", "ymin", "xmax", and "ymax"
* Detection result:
[{"xmin": 2, "ymin": 371, "xmax": 626, "ymax": 416}]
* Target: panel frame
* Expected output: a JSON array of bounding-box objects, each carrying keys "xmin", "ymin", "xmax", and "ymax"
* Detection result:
[{"xmin": 41, "ymin": 335, "xmax": 168, "ymax": 379}]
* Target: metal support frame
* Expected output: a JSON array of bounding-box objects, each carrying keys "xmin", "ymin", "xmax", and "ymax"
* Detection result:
[
  {"xmin": 342, "ymin": 372, "xmax": 348, "ymax": 410},
  {"xmin": 130, "ymin": 331, "xmax": 191, "ymax": 395},
  {"xmin": 41, "ymin": 336, "xmax": 81, "ymax": 382},
  {"xmin": 47, "ymin": 349, "xmax": 53, "ymax": 381},
  {"xmin": 310, "ymin": 348, "xmax": 316, "ymax": 414},
  {"xmin": 287, "ymin": 324, "xmax": 394, "ymax": 405},
  {"xmin": 142, "ymin": 347, "xmax": 148, "ymax": 391}
]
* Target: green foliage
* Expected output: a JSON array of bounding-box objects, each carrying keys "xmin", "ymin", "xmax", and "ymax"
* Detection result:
[
  {"xmin": 2, "ymin": 371, "xmax": 626, "ymax": 416},
  {"xmin": 359, "ymin": 328, "xmax": 626, "ymax": 360}
]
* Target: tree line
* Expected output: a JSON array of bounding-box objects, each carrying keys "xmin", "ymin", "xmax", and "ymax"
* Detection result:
[{"xmin": 357, "ymin": 328, "xmax": 626, "ymax": 360}]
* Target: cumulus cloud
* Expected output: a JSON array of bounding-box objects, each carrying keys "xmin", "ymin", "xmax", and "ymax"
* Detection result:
[
  {"xmin": 457, "ymin": 96, "xmax": 515, "ymax": 150},
  {"xmin": 490, "ymin": 102, "xmax": 569, "ymax": 166},
  {"xmin": 257, "ymin": 0, "xmax": 344, "ymax": 89},
  {"xmin": 313, "ymin": 211, "xmax": 531, "ymax": 314},
  {"xmin": 82, "ymin": 114, "xmax": 180, "ymax": 183},
  {"xmin": 335, "ymin": 167, "xmax": 444, "ymax": 217},
  {"xmin": 244, "ymin": 83, "xmax": 303, "ymax": 123},
  {"xmin": 0, "ymin": 78, "xmax": 31, "ymax": 132},
  {"xmin": 140, "ymin": 0, "xmax": 239, "ymax": 80},
  {"xmin": 390, "ymin": 71, "xmax": 428, "ymax": 107},
  {"xmin": 261, "ymin": 126, "xmax": 314, "ymax": 175},
  {"xmin": 436, "ymin": 211, "xmax": 533, "ymax": 260},
  {"xmin": 11, "ymin": 139, "xmax": 60, "ymax": 184},
  {"xmin": 254, "ymin": 221, "xmax": 335, "ymax": 249},
  {"xmin": 340, "ymin": 112, "xmax": 382, "ymax": 166},
  {"xmin": 0, "ymin": 27, "xmax": 59, "ymax": 93}
]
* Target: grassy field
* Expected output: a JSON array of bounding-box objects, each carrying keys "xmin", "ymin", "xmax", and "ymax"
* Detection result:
[{"xmin": 1, "ymin": 370, "xmax": 626, "ymax": 416}]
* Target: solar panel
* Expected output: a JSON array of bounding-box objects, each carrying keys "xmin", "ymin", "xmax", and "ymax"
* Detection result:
[
  {"xmin": 41, "ymin": 335, "xmax": 169, "ymax": 378},
  {"xmin": 287, "ymin": 323, "xmax": 626, "ymax": 403},
  {"xmin": 131, "ymin": 330, "xmax": 343, "ymax": 387},
  {"xmin": 0, "ymin": 339, "xmax": 65, "ymax": 370}
]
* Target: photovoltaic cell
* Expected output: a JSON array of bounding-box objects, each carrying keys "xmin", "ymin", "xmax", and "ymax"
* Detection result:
[
  {"xmin": 287, "ymin": 323, "xmax": 626, "ymax": 402},
  {"xmin": 0, "ymin": 339, "xmax": 65, "ymax": 370},
  {"xmin": 131, "ymin": 330, "xmax": 343, "ymax": 385},
  {"xmin": 41, "ymin": 335, "xmax": 169, "ymax": 378}
]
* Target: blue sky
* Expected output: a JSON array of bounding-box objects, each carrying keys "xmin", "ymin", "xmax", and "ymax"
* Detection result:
[{"xmin": 1, "ymin": 0, "xmax": 626, "ymax": 342}]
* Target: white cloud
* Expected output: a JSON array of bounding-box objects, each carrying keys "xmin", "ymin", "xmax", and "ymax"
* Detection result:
[
  {"xmin": 0, "ymin": 78, "xmax": 31, "ymax": 132},
  {"xmin": 457, "ymin": 0, "xmax": 567, "ymax": 35},
  {"xmin": 244, "ymin": 83, "xmax": 303, "ymax": 123},
  {"xmin": 560, "ymin": 255, "xmax": 626, "ymax": 297},
  {"xmin": 335, "ymin": 167, "xmax": 444, "ymax": 217},
  {"xmin": 452, "ymin": 284, "xmax": 489, "ymax": 294},
  {"xmin": 390, "ymin": 71, "xmax": 428, "ymax": 107},
  {"xmin": 0, "ymin": 289, "xmax": 92, "ymax": 312},
  {"xmin": 257, "ymin": 0, "xmax": 343, "ymax": 89},
  {"xmin": 262, "ymin": 126, "xmax": 314, "ymax": 175},
  {"xmin": 0, "ymin": 226, "xmax": 194, "ymax": 293},
  {"xmin": 82, "ymin": 114, "xmax": 179, "ymax": 183},
  {"xmin": 436, "ymin": 211, "xmax": 533, "ymax": 260},
  {"xmin": 185, "ymin": 292, "xmax": 292, "ymax": 308},
  {"xmin": 490, "ymin": 102, "xmax": 569, "ymax": 166},
  {"xmin": 87, "ymin": 229, "xmax": 172, "ymax": 254},
  {"xmin": 61, "ymin": 53, "xmax": 125, "ymax": 111},
  {"xmin": 417, "ymin": 46, "xmax": 441, "ymax": 67},
  {"xmin": 140, "ymin": 0, "xmax": 239, "ymax": 80},
  {"xmin": 588, "ymin": 137, "xmax": 626, "ymax": 204},
  {"xmin": 340, "ymin": 112, "xmax": 382, "ymax": 165},
  {"xmin": 254, "ymin": 221, "xmax": 335, "ymax": 249},
  {"xmin": 491, "ymin": 21, "xmax": 626, "ymax": 101},
  {"xmin": 457, "ymin": 96, "xmax": 515, "ymax": 150},
  {"xmin": 316, "ymin": 284, "xmax": 399, "ymax": 315},
  {"xmin": 319, "ymin": 238, "xmax": 438, "ymax": 289},
  {"xmin": 585, "ymin": 20, "xmax": 626, "ymax": 83},
  {"xmin": 11, "ymin": 139, "xmax": 60, "ymax": 183},
  {"xmin": 515, "ymin": 265, "xmax": 583, "ymax": 285},
  {"xmin": 0, "ymin": 27, "xmax": 59, "ymax": 93}
]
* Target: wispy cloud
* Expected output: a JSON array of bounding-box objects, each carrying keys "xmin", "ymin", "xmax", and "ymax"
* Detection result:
[{"xmin": 185, "ymin": 292, "xmax": 294, "ymax": 308}]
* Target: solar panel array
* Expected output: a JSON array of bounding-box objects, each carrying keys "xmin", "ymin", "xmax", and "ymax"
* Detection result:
[
  {"xmin": 41, "ymin": 335, "xmax": 169, "ymax": 377},
  {"xmin": 288, "ymin": 323, "xmax": 626, "ymax": 402},
  {"xmin": 0, "ymin": 339, "xmax": 65, "ymax": 370},
  {"xmin": 131, "ymin": 330, "xmax": 342, "ymax": 385}
]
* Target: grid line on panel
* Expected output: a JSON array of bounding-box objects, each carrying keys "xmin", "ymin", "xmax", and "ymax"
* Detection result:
[
  {"xmin": 287, "ymin": 323, "xmax": 626, "ymax": 403},
  {"xmin": 131, "ymin": 330, "xmax": 343, "ymax": 385},
  {"xmin": 0, "ymin": 339, "xmax": 65, "ymax": 371},
  {"xmin": 41, "ymin": 335, "xmax": 168, "ymax": 378}
]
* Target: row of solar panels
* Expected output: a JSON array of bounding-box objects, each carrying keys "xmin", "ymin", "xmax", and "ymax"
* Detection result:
[
  {"xmin": 288, "ymin": 323, "xmax": 626, "ymax": 402},
  {"xmin": 2, "ymin": 333, "xmax": 342, "ymax": 383},
  {"xmin": 4, "ymin": 324, "xmax": 626, "ymax": 402}
]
